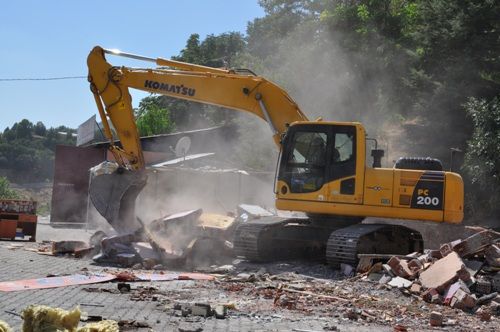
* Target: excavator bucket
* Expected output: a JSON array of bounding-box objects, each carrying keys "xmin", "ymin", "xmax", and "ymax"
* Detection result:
[{"xmin": 89, "ymin": 169, "xmax": 147, "ymax": 233}]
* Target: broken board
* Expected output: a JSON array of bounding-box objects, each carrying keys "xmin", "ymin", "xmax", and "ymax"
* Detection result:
[
  {"xmin": 136, "ymin": 272, "xmax": 214, "ymax": 281},
  {"xmin": 0, "ymin": 273, "xmax": 116, "ymax": 292}
]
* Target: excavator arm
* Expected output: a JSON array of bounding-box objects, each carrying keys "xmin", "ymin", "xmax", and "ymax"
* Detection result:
[
  {"xmin": 87, "ymin": 46, "xmax": 307, "ymax": 231},
  {"xmin": 88, "ymin": 46, "xmax": 307, "ymax": 169}
]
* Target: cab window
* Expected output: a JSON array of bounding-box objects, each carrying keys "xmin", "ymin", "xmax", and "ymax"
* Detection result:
[{"xmin": 284, "ymin": 131, "xmax": 328, "ymax": 193}]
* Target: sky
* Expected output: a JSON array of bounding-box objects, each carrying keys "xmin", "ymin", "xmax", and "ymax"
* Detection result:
[{"xmin": 0, "ymin": 1, "xmax": 265, "ymax": 130}]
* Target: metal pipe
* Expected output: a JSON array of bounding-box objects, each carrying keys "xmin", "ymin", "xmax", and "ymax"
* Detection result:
[
  {"xmin": 255, "ymin": 93, "xmax": 278, "ymax": 135},
  {"xmin": 103, "ymin": 48, "xmax": 156, "ymax": 63}
]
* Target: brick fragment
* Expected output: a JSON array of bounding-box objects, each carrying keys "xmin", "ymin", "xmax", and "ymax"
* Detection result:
[
  {"xmin": 191, "ymin": 303, "xmax": 211, "ymax": 317},
  {"xmin": 453, "ymin": 230, "xmax": 495, "ymax": 257},
  {"xmin": 422, "ymin": 288, "xmax": 442, "ymax": 304},
  {"xmin": 410, "ymin": 283, "xmax": 422, "ymax": 294},
  {"xmin": 450, "ymin": 289, "xmax": 476, "ymax": 310},
  {"xmin": 429, "ymin": 311, "xmax": 443, "ymax": 326},
  {"xmin": 419, "ymin": 252, "xmax": 469, "ymax": 292},
  {"xmin": 387, "ymin": 257, "xmax": 414, "ymax": 279}
]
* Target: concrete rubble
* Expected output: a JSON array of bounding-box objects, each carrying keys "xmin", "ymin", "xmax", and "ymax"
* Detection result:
[{"xmin": 359, "ymin": 227, "xmax": 500, "ymax": 322}]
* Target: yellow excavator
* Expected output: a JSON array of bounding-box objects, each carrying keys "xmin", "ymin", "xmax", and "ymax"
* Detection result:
[{"xmin": 87, "ymin": 46, "xmax": 464, "ymax": 266}]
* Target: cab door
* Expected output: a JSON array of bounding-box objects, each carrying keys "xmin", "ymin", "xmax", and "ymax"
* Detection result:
[
  {"xmin": 326, "ymin": 125, "xmax": 364, "ymax": 204},
  {"xmin": 276, "ymin": 125, "xmax": 331, "ymax": 202}
]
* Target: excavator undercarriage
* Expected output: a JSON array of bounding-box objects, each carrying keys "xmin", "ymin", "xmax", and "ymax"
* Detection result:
[{"xmin": 233, "ymin": 216, "xmax": 424, "ymax": 267}]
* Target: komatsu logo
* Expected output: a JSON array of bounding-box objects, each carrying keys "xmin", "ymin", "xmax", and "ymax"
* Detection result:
[{"xmin": 144, "ymin": 80, "xmax": 195, "ymax": 96}]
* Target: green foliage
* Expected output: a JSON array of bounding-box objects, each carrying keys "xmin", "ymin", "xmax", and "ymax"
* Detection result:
[
  {"xmin": 0, "ymin": 120, "xmax": 75, "ymax": 183},
  {"xmin": 135, "ymin": 97, "xmax": 175, "ymax": 136},
  {"xmin": 157, "ymin": 32, "xmax": 247, "ymax": 130},
  {"xmin": 0, "ymin": 176, "xmax": 20, "ymax": 199},
  {"xmin": 462, "ymin": 96, "xmax": 500, "ymax": 217}
]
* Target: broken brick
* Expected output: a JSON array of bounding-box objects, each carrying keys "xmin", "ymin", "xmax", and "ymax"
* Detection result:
[
  {"xmin": 429, "ymin": 311, "xmax": 443, "ymax": 327},
  {"xmin": 450, "ymin": 289, "xmax": 476, "ymax": 310},
  {"xmin": 419, "ymin": 252, "xmax": 469, "ymax": 292},
  {"xmin": 52, "ymin": 241, "xmax": 88, "ymax": 255},
  {"xmin": 407, "ymin": 259, "xmax": 423, "ymax": 274},
  {"xmin": 410, "ymin": 283, "xmax": 422, "ymax": 294},
  {"xmin": 191, "ymin": 303, "xmax": 211, "ymax": 317},
  {"xmin": 453, "ymin": 230, "xmax": 496, "ymax": 258},
  {"xmin": 387, "ymin": 257, "xmax": 414, "ymax": 279},
  {"xmin": 422, "ymin": 288, "xmax": 442, "ymax": 304}
]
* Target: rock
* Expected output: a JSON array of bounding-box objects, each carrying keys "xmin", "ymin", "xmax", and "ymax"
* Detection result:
[
  {"xmin": 213, "ymin": 305, "xmax": 227, "ymax": 319},
  {"xmin": 340, "ymin": 263, "xmax": 354, "ymax": 277},
  {"xmin": 153, "ymin": 264, "xmax": 165, "ymax": 270},
  {"xmin": 378, "ymin": 274, "xmax": 392, "ymax": 285},
  {"xmin": 429, "ymin": 311, "xmax": 443, "ymax": 326},
  {"xmin": 117, "ymin": 283, "xmax": 131, "ymax": 293},
  {"xmin": 419, "ymin": 252, "xmax": 470, "ymax": 291},
  {"xmin": 190, "ymin": 303, "xmax": 211, "ymax": 317},
  {"xmin": 476, "ymin": 307, "xmax": 491, "ymax": 322},
  {"xmin": 142, "ymin": 258, "xmax": 156, "ymax": 269},
  {"xmin": 410, "ymin": 283, "xmax": 422, "ymax": 294},
  {"xmin": 367, "ymin": 272, "xmax": 383, "ymax": 282},
  {"xmin": 382, "ymin": 264, "xmax": 395, "ymax": 277},
  {"xmin": 388, "ymin": 276, "xmax": 412, "ymax": 288},
  {"xmin": 344, "ymin": 309, "xmax": 359, "ymax": 320}
]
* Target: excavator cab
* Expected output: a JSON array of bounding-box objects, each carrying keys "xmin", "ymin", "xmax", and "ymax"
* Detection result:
[{"xmin": 276, "ymin": 122, "xmax": 361, "ymax": 203}]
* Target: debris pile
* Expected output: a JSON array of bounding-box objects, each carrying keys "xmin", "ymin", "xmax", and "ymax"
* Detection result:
[
  {"xmin": 33, "ymin": 209, "xmax": 235, "ymax": 270},
  {"xmin": 361, "ymin": 229, "xmax": 500, "ymax": 323}
]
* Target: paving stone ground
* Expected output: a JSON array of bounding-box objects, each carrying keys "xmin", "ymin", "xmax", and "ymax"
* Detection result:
[{"xmin": 0, "ymin": 223, "xmax": 391, "ymax": 331}]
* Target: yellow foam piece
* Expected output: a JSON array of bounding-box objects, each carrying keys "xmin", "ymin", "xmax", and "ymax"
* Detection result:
[
  {"xmin": 21, "ymin": 305, "xmax": 81, "ymax": 332},
  {"xmin": 77, "ymin": 320, "xmax": 119, "ymax": 332},
  {"xmin": 0, "ymin": 320, "xmax": 12, "ymax": 332}
]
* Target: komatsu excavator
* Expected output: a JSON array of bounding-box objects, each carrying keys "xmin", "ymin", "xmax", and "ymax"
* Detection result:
[{"xmin": 87, "ymin": 46, "xmax": 464, "ymax": 266}]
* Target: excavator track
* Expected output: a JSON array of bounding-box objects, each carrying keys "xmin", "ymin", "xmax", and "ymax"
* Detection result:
[
  {"xmin": 235, "ymin": 218, "xmax": 424, "ymax": 267},
  {"xmin": 233, "ymin": 216, "xmax": 332, "ymax": 262},
  {"xmin": 326, "ymin": 224, "xmax": 386, "ymax": 267},
  {"xmin": 326, "ymin": 223, "xmax": 424, "ymax": 267}
]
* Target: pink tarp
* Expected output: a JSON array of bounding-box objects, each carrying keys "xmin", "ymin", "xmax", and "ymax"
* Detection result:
[{"xmin": 0, "ymin": 273, "xmax": 116, "ymax": 292}]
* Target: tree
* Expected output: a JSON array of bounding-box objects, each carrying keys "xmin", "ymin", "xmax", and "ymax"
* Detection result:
[
  {"xmin": 34, "ymin": 121, "xmax": 47, "ymax": 136},
  {"xmin": 15, "ymin": 119, "xmax": 34, "ymax": 139},
  {"xmin": 462, "ymin": 96, "xmax": 500, "ymax": 218},
  {"xmin": 0, "ymin": 176, "xmax": 20, "ymax": 199},
  {"xmin": 135, "ymin": 97, "xmax": 175, "ymax": 136}
]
